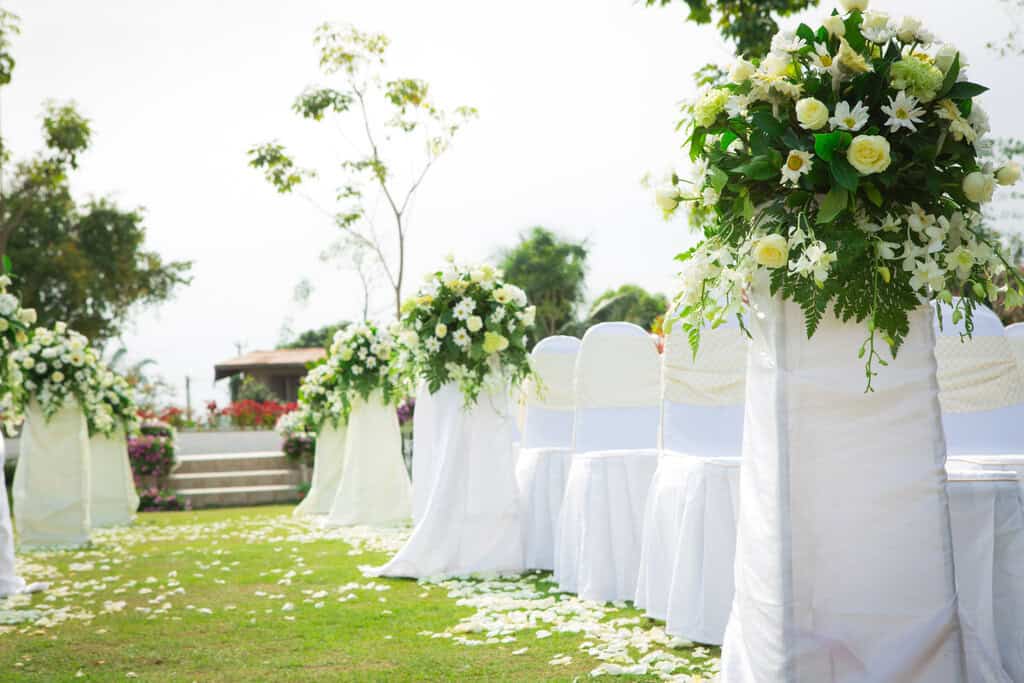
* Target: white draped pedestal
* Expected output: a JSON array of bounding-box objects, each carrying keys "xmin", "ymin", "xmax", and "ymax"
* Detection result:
[
  {"xmin": 88, "ymin": 428, "xmax": 139, "ymax": 528},
  {"xmin": 411, "ymin": 382, "xmax": 437, "ymax": 525},
  {"xmin": 13, "ymin": 403, "xmax": 92, "ymax": 549},
  {"xmin": 325, "ymin": 393, "xmax": 411, "ymax": 527},
  {"xmin": 293, "ymin": 423, "xmax": 346, "ymax": 517},
  {"xmin": 372, "ymin": 383, "xmax": 523, "ymax": 578},
  {"xmin": 0, "ymin": 437, "xmax": 25, "ymax": 596},
  {"xmin": 721, "ymin": 300, "xmax": 965, "ymax": 681}
]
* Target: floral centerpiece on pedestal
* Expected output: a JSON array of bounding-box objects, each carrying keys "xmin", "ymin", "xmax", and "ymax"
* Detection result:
[
  {"xmin": 88, "ymin": 365, "xmax": 140, "ymax": 438},
  {"xmin": 657, "ymin": 0, "xmax": 1023, "ymax": 385},
  {"xmin": 0, "ymin": 275, "xmax": 37, "ymax": 434},
  {"xmin": 10, "ymin": 322, "xmax": 106, "ymax": 423},
  {"xmin": 399, "ymin": 259, "xmax": 536, "ymax": 402},
  {"xmin": 297, "ymin": 323, "xmax": 403, "ymax": 427}
]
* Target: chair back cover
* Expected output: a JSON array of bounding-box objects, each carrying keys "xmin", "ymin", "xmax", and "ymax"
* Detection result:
[
  {"xmin": 932, "ymin": 301, "xmax": 1024, "ymax": 455},
  {"xmin": 522, "ymin": 336, "xmax": 580, "ymax": 449},
  {"xmin": 1008, "ymin": 323, "xmax": 1024, "ymax": 375},
  {"xmin": 88, "ymin": 427, "xmax": 139, "ymax": 527},
  {"xmin": 661, "ymin": 315, "xmax": 747, "ymax": 456},
  {"xmin": 573, "ymin": 322, "xmax": 661, "ymax": 453}
]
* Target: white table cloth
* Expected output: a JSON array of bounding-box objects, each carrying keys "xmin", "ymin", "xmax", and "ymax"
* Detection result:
[
  {"xmin": 372, "ymin": 383, "xmax": 523, "ymax": 578},
  {"xmin": 517, "ymin": 335, "xmax": 579, "ymax": 570},
  {"xmin": 14, "ymin": 402, "xmax": 92, "ymax": 549},
  {"xmin": 324, "ymin": 393, "xmax": 411, "ymax": 527},
  {"xmin": 722, "ymin": 299, "xmax": 964, "ymax": 682},
  {"xmin": 0, "ymin": 437, "xmax": 25, "ymax": 596},
  {"xmin": 946, "ymin": 469, "xmax": 1024, "ymax": 682},
  {"xmin": 411, "ymin": 382, "xmax": 436, "ymax": 525},
  {"xmin": 88, "ymin": 428, "xmax": 139, "ymax": 528},
  {"xmin": 293, "ymin": 422, "xmax": 346, "ymax": 517}
]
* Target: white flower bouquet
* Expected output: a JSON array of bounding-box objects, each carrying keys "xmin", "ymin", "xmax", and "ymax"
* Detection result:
[
  {"xmin": 399, "ymin": 259, "xmax": 535, "ymax": 403},
  {"xmin": 0, "ymin": 274, "xmax": 37, "ymax": 432},
  {"xmin": 659, "ymin": 1, "xmax": 1024, "ymax": 386},
  {"xmin": 10, "ymin": 322, "xmax": 105, "ymax": 425},
  {"xmin": 297, "ymin": 323, "xmax": 403, "ymax": 428},
  {"xmin": 89, "ymin": 365, "xmax": 140, "ymax": 437}
]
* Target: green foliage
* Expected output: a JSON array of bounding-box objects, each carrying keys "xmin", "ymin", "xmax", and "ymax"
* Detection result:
[
  {"xmin": 237, "ymin": 376, "xmax": 279, "ymax": 403},
  {"xmin": 247, "ymin": 142, "xmax": 313, "ymax": 193},
  {"xmin": 41, "ymin": 101, "xmax": 91, "ymax": 168},
  {"xmin": 499, "ymin": 227, "xmax": 588, "ymax": 345},
  {"xmin": 0, "ymin": 9, "xmax": 19, "ymax": 88},
  {"xmin": 280, "ymin": 322, "xmax": 350, "ymax": 350},
  {"xmin": 584, "ymin": 284, "xmax": 669, "ymax": 332},
  {"xmin": 644, "ymin": 0, "xmax": 819, "ymax": 57}
]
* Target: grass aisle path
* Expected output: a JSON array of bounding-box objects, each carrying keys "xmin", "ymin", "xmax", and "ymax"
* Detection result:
[{"xmin": 0, "ymin": 506, "xmax": 720, "ymax": 682}]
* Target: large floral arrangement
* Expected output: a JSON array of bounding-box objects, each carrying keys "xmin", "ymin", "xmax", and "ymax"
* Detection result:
[
  {"xmin": 10, "ymin": 322, "xmax": 106, "ymax": 423},
  {"xmin": 89, "ymin": 365, "xmax": 140, "ymax": 437},
  {"xmin": 0, "ymin": 274, "xmax": 36, "ymax": 433},
  {"xmin": 297, "ymin": 323, "xmax": 402, "ymax": 427},
  {"xmin": 658, "ymin": 0, "xmax": 1023, "ymax": 385},
  {"xmin": 399, "ymin": 259, "xmax": 535, "ymax": 402}
]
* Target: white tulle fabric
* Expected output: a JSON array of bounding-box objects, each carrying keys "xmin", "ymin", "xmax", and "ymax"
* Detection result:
[
  {"xmin": 293, "ymin": 423, "xmax": 346, "ymax": 517},
  {"xmin": 555, "ymin": 323, "xmax": 661, "ymax": 602},
  {"xmin": 721, "ymin": 298, "xmax": 965, "ymax": 682},
  {"xmin": 0, "ymin": 437, "xmax": 25, "ymax": 596},
  {"xmin": 325, "ymin": 393, "xmax": 411, "ymax": 527},
  {"xmin": 372, "ymin": 383, "xmax": 523, "ymax": 578},
  {"xmin": 946, "ymin": 468, "xmax": 1024, "ymax": 682},
  {"xmin": 88, "ymin": 428, "xmax": 139, "ymax": 528},
  {"xmin": 517, "ymin": 336, "xmax": 580, "ymax": 570},
  {"xmin": 14, "ymin": 402, "xmax": 92, "ymax": 549},
  {"xmin": 411, "ymin": 382, "xmax": 438, "ymax": 525}
]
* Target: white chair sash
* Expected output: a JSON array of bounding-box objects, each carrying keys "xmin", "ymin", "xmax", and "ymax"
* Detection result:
[
  {"xmin": 935, "ymin": 336, "xmax": 1024, "ymax": 413},
  {"xmin": 662, "ymin": 325, "xmax": 747, "ymax": 407}
]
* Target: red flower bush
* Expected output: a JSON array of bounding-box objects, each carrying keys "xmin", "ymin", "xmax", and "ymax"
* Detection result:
[{"xmin": 220, "ymin": 400, "xmax": 297, "ymax": 429}]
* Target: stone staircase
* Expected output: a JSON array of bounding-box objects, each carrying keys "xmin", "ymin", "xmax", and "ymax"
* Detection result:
[{"xmin": 170, "ymin": 449, "xmax": 301, "ymax": 509}]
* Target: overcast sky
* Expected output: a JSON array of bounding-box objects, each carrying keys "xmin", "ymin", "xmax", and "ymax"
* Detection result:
[{"xmin": 4, "ymin": 0, "xmax": 1023, "ymax": 407}]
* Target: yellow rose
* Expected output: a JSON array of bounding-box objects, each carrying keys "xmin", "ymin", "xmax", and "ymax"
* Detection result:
[
  {"xmin": 996, "ymin": 163, "xmax": 1021, "ymax": 186},
  {"xmin": 466, "ymin": 316, "xmax": 483, "ymax": 333},
  {"xmin": 847, "ymin": 135, "xmax": 892, "ymax": 175},
  {"xmin": 962, "ymin": 171, "xmax": 995, "ymax": 203},
  {"xmin": 483, "ymin": 332, "xmax": 509, "ymax": 354},
  {"xmin": 795, "ymin": 97, "xmax": 829, "ymax": 130},
  {"xmin": 729, "ymin": 59, "xmax": 756, "ymax": 84},
  {"xmin": 753, "ymin": 234, "xmax": 789, "ymax": 269}
]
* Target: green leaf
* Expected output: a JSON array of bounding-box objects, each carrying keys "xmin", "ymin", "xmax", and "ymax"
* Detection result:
[
  {"xmin": 938, "ymin": 53, "xmax": 960, "ymax": 99},
  {"xmin": 731, "ymin": 155, "xmax": 780, "ymax": 181},
  {"xmin": 782, "ymin": 127, "xmax": 810, "ymax": 152},
  {"xmin": 742, "ymin": 194, "xmax": 755, "ymax": 221},
  {"xmin": 751, "ymin": 110, "xmax": 785, "ymax": 139},
  {"xmin": 817, "ymin": 186, "xmax": 848, "ymax": 224},
  {"xmin": 830, "ymin": 156, "xmax": 859, "ymax": 193},
  {"xmin": 796, "ymin": 23, "xmax": 816, "ymax": 43},
  {"xmin": 844, "ymin": 12, "xmax": 865, "ymax": 52},
  {"xmin": 863, "ymin": 182, "xmax": 883, "ymax": 207},
  {"xmin": 1, "ymin": 255, "xmax": 10, "ymax": 274},
  {"xmin": 719, "ymin": 130, "xmax": 738, "ymax": 151},
  {"xmin": 814, "ymin": 131, "xmax": 843, "ymax": 162},
  {"xmin": 708, "ymin": 166, "xmax": 729, "ymax": 192},
  {"xmin": 946, "ymin": 81, "xmax": 988, "ymax": 100}
]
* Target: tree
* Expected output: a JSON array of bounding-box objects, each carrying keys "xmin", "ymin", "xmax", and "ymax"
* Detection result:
[
  {"xmin": 0, "ymin": 12, "xmax": 191, "ymax": 343},
  {"xmin": 643, "ymin": 0, "xmax": 819, "ymax": 58},
  {"xmin": 499, "ymin": 227, "xmax": 588, "ymax": 346},
  {"xmin": 250, "ymin": 24, "xmax": 477, "ymax": 319},
  {"xmin": 280, "ymin": 322, "xmax": 350, "ymax": 350},
  {"xmin": 582, "ymin": 284, "xmax": 669, "ymax": 333}
]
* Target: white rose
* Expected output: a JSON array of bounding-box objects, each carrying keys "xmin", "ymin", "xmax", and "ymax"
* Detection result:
[
  {"xmin": 435, "ymin": 323, "xmax": 448, "ymax": 338},
  {"xmin": 795, "ymin": 97, "xmax": 829, "ymax": 130},
  {"xmin": 962, "ymin": 172, "xmax": 996, "ymax": 203},
  {"xmin": 339, "ymin": 347, "xmax": 354, "ymax": 361},
  {"xmin": 839, "ymin": 0, "xmax": 868, "ymax": 11},
  {"xmin": 896, "ymin": 16, "xmax": 923, "ymax": 43},
  {"xmin": 0, "ymin": 294, "xmax": 17, "ymax": 316},
  {"xmin": 933, "ymin": 44, "xmax": 959, "ymax": 75},
  {"xmin": 466, "ymin": 315, "xmax": 483, "ymax": 333},
  {"xmin": 728, "ymin": 59, "xmax": 756, "ymax": 84},
  {"xmin": 847, "ymin": 135, "xmax": 892, "ymax": 175},
  {"xmin": 823, "ymin": 15, "xmax": 846, "ymax": 38},
  {"xmin": 654, "ymin": 185, "xmax": 678, "ymax": 211},
  {"xmin": 753, "ymin": 234, "xmax": 790, "ymax": 269},
  {"xmin": 19, "ymin": 308, "xmax": 37, "ymax": 325},
  {"xmin": 996, "ymin": 163, "xmax": 1021, "ymax": 186}
]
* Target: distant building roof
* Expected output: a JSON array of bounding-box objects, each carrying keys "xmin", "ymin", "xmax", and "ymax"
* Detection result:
[{"xmin": 214, "ymin": 348, "xmax": 326, "ymax": 381}]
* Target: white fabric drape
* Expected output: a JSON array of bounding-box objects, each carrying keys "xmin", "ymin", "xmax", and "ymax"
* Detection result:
[
  {"xmin": 722, "ymin": 298, "xmax": 965, "ymax": 682},
  {"xmin": 1008, "ymin": 323, "xmax": 1024, "ymax": 376},
  {"xmin": 293, "ymin": 422, "xmax": 346, "ymax": 517},
  {"xmin": 946, "ymin": 469, "xmax": 1024, "ymax": 682},
  {"xmin": 555, "ymin": 323, "xmax": 662, "ymax": 602},
  {"xmin": 411, "ymin": 382, "xmax": 437, "ymax": 525},
  {"xmin": 0, "ymin": 437, "xmax": 25, "ymax": 596},
  {"xmin": 516, "ymin": 447, "xmax": 573, "ymax": 571},
  {"xmin": 324, "ymin": 392, "xmax": 411, "ymax": 527},
  {"xmin": 88, "ymin": 427, "xmax": 139, "ymax": 528},
  {"xmin": 14, "ymin": 402, "xmax": 92, "ymax": 549},
  {"xmin": 371, "ymin": 383, "xmax": 523, "ymax": 578}
]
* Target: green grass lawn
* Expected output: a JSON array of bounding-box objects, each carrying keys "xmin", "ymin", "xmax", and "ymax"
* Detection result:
[{"xmin": 0, "ymin": 506, "xmax": 720, "ymax": 682}]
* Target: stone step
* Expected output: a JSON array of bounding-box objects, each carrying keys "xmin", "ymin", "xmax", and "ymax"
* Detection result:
[
  {"xmin": 174, "ymin": 451, "xmax": 292, "ymax": 475},
  {"xmin": 169, "ymin": 468, "xmax": 297, "ymax": 490},
  {"xmin": 177, "ymin": 484, "xmax": 300, "ymax": 509}
]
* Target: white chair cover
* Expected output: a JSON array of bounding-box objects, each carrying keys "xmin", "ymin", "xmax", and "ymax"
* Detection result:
[
  {"xmin": 722, "ymin": 298, "xmax": 964, "ymax": 681},
  {"xmin": 372, "ymin": 383, "xmax": 523, "ymax": 578},
  {"xmin": 14, "ymin": 402, "xmax": 92, "ymax": 549},
  {"xmin": 949, "ymin": 455, "xmax": 1024, "ymax": 501},
  {"xmin": 555, "ymin": 322, "xmax": 661, "ymax": 602},
  {"xmin": 517, "ymin": 336, "xmax": 580, "ymax": 571},
  {"xmin": 0, "ymin": 437, "xmax": 26, "ymax": 596},
  {"xmin": 88, "ymin": 428, "xmax": 139, "ymax": 528},
  {"xmin": 636, "ymin": 317, "xmax": 746, "ymax": 631},
  {"xmin": 324, "ymin": 392, "xmax": 411, "ymax": 527},
  {"xmin": 1008, "ymin": 323, "xmax": 1024, "ymax": 375},
  {"xmin": 411, "ymin": 382, "xmax": 437, "ymax": 525},
  {"xmin": 293, "ymin": 422, "xmax": 346, "ymax": 517},
  {"xmin": 946, "ymin": 469, "xmax": 1024, "ymax": 682}
]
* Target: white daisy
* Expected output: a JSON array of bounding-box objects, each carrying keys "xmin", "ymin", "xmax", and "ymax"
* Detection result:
[
  {"xmin": 880, "ymin": 91, "xmax": 925, "ymax": 133},
  {"xmin": 453, "ymin": 297, "xmax": 476, "ymax": 320},
  {"xmin": 424, "ymin": 337, "xmax": 441, "ymax": 353},
  {"xmin": 780, "ymin": 150, "xmax": 813, "ymax": 186},
  {"xmin": 452, "ymin": 328, "xmax": 471, "ymax": 349},
  {"xmin": 829, "ymin": 101, "xmax": 870, "ymax": 132},
  {"xmin": 808, "ymin": 43, "xmax": 836, "ymax": 72}
]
